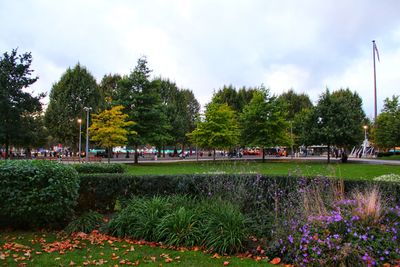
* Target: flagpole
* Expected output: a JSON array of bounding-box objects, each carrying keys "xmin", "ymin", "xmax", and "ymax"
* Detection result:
[{"xmin": 372, "ymin": 40, "xmax": 377, "ymax": 121}]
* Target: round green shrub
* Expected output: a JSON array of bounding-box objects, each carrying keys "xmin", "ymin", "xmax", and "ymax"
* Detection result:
[{"xmin": 0, "ymin": 160, "xmax": 79, "ymax": 228}]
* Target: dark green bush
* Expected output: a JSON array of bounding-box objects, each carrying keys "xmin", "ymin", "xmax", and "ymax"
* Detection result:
[
  {"xmin": 78, "ymin": 173, "xmax": 400, "ymax": 213},
  {"xmin": 64, "ymin": 211, "xmax": 104, "ymax": 234},
  {"xmin": 77, "ymin": 174, "xmax": 196, "ymax": 212},
  {"xmin": 0, "ymin": 160, "xmax": 79, "ymax": 228},
  {"xmin": 73, "ymin": 163, "xmax": 126, "ymax": 174}
]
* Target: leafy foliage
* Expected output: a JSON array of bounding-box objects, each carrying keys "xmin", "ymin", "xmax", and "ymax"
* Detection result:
[
  {"xmin": 202, "ymin": 200, "xmax": 249, "ymax": 254},
  {"xmin": 89, "ymin": 105, "xmax": 136, "ymax": 162},
  {"xmin": 188, "ymin": 103, "xmax": 239, "ymax": 157},
  {"xmin": 65, "ymin": 211, "xmax": 104, "ymax": 234},
  {"xmin": 277, "ymin": 89, "xmax": 313, "ymax": 121},
  {"xmin": 299, "ymin": 88, "xmax": 365, "ymax": 162},
  {"xmin": 374, "ymin": 95, "xmax": 400, "ymax": 150},
  {"xmin": 0, "ymin": 160, "xmax": 79, "ymax": 228},
  {"xmin": 0, "ymin": 48, "xmax": 44, "ymax": 157},
  {"xmin": 240, "ymin": 88, "xmax": 289, "ymax": 161},
  {"xmin": 154, "ymin": 77, "xmax": 200, "ymax": 150},
  {"xmin": 44, "ymin": 63, "xmax": 101, "ymax": 149},
  {"xmin": 211, "ymin": 85, "xmax": 257, "ymax": 112},
  {"xmin": 72, "ymin": 163, "xmax": 126, "ymax": 174},
  {"xmin": 114, "ymin": 57, "xmax": 169, "ymax": 163},
  {"xmin": 108, "ymin": 196, "xmax": 172, "ymax": 240},
  {"xmin": 156, "ymin": 206, "xmax": 203, "ymax": 247}
]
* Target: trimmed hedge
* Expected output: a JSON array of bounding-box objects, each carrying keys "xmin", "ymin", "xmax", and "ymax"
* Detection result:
[
  {"xmin": 72, "ymin": 163, "xmax": 126, "ymax": 174},
  {"xmin": 78, "ymin": 173, "xmax": 400, "ymax": 213},
  {"xmin": 0, "ymin": 160, "xmax": 79, "ymax": 228}
]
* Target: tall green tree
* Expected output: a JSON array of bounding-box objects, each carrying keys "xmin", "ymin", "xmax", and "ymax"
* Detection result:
[
  {"xmin": 89, "ymin": 105, "xmax": 136, "ymax": 163},
  {"xmin": 277, "ymin": 89, "xmax": 313, "ymax": 121},
  {"xmin": 154, "ymin": 77, "xmax": 200, "ymax": 154},
  {"xmin": 44, "ymin": 63, "xmax": 101, "ymax": 150},
  {"xmin": 188, "ymin": 103, "xmax": 239, "ymax": 160},
  {"xmin": 115, "ymin": 57, "xmax": 169, "ymax": 163},
  {"xmin": 374, "ymin": 95, "xmax": 400, "ymax": 151},
  {"xmin": 0, "ymin": 49, "xmax": 43, "ymax": 158},
  {"xmin": 240, "ymin": 89, "xmax": 288, "ymax": 162},
  {"xmin": 304, "ymin": 88, "xmax": 365, "ymax": 163}
]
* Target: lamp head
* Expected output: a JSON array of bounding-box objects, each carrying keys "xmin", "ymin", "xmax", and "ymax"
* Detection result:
[{"xmin": 78, "ymin": 119, "xmax": 82, "ymax": 124}]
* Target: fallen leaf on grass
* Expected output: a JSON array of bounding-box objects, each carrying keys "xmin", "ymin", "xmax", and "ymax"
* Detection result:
[
  {"xmin": 211, "ymin": 253, "xmax": 221, "ymax": 259},
  {"xmin": 270, "ymin": 257, "xmax": 281, "ymax": 265},
  {"xmin": 223, "ymin": 261, "xmax": 230, "ymax": 266},
  {"xmin": 164, "ymin": 258, "xmax": 173, "ymax": 263}
]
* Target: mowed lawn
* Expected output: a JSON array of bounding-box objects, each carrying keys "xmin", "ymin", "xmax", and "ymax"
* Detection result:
[
  {"xmin": 126, "ymin": 160, "xmax": 400, "ymax": 180},
  {"xmin": 0, "ymin": 231, "xmax": 275, "ymax": 267}
]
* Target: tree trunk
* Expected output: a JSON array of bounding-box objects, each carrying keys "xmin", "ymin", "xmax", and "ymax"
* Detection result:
[
  {"xmin": 327, "ymin": 144, "xmax": 331, "ymax": 164},
  {"xmin": 262, "ymin": 147, "xmax": 265, "ymax": 163},
  {"xmin": 213, "ymin": 148, "xmax": 216, "ymax": 161},
  {"xmin": 26, "ymin": 148, "xmax": 31, "ymax": 159},
  {"xmin": 108, "ymin": 146, "xmax": 111, "ymax": 163},
  {"xmin": 162, "ymin": 145, "xmax": 165, "ymax": 158},
  {"xmin": 134, "ymin": 144, "xmax": 139, "ymax": 164},
  {"xmin": 181, "ymin": 144, "xmax": 185, "ymax": 158},
  {"xmin": 5, "ymin": 136, "xmax": 10, "ymax": 159}
]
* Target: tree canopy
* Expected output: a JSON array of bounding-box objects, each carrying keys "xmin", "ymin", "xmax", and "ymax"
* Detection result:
[
  {"xmin": 44, "ymin": 63, "xmax": 101, "ymax": 149},
  {"xmin": 154, "ymin": 77, "xmax": 200, "ymax": 151},
  {"xmin": 188, "ymin": 103, "xmax": 239, "ymax": 159},
  {"xmin": 374, "ymin": 95, "xmax": 400, "ymax": 151},
  {"xmin": 0, "ymin": 48, "xmax": 44, "ymax": 157},
  {"xmin": 301, "ymin": 88, "xmax": 365, "ymax": 162},
  {"xmin": 211, "ymin": 85, "xmax": 258, "ymax": 112},
  {"xmin": 240, "ymin": 89, "xmax": 288, "ymax": 161},
  {"xmin": 115, "ymin": 57, "xmax": 169, "ymax": 162},
  {"xmin": 89, "ymin": 105, "xmax": 136, "ymax": 163},
  {"xmin": 277, "ymin": 89, "xmax": 313, "ymax": 121}
]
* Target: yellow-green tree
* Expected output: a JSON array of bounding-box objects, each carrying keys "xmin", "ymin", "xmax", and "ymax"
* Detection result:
[{"xmin": 89, "ymin": 105, "xmax": 136, "ymax": 163}]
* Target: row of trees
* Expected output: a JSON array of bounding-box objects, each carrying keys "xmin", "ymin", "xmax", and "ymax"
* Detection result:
[{"xmin": 1, "ymin": 48, "xmax": 399, "ymax": 162}]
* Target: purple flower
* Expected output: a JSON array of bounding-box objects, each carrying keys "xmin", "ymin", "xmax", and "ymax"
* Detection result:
[
  {"xmin": 333, "ymin": 234, "xmax": 340, "ymax": 239},
  {"xmin": 288, "ymin": 235, "xmax": 294, "ymax": 244},
  {"xmin": 360, "ymin": 234, "xmax": 368, "ymax": 241}
]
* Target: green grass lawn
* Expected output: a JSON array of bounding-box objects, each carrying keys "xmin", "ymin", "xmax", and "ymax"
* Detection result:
[
  {"xmin": 379, "ymin": 155, "xmax": 400, "ymax": 161},
  {"xmin": 0, "ymin": 231, "xmax": 275, "ymax": 266},
  {"xmin": 126, "ymin": 160, "xmax": 400, "ymax": 180}
]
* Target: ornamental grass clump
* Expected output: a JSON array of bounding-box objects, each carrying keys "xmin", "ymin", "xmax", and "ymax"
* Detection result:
[
  {"xmin": 108, "ymin": 196, "xmax": 172, "ymax": 240},
  {"xmin": 156, "ymin": 206, "xmax": 202, "ymax": 247},
  {"xmin": 352, "ymin": 186, "xmax": 384, "ymax": 224}
]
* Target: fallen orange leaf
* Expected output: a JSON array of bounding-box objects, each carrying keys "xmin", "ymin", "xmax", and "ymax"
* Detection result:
[
  {"xmin": 270, "ymin": 257, "xmax": 281, "ymax": 265},
  {"xmin": 211, "ymin": 253, "xmax": 221, "ymax": 259}
]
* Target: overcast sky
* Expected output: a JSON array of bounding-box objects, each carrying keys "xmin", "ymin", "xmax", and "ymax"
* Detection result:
[{"xmin": 1, "ymin": 0, "xmax": 399, "ymax": 118}]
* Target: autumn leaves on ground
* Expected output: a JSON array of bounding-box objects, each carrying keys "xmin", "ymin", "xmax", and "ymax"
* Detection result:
[{"xmin": 0, "ymin": 231, "xmax": 280, "ymax": 266}]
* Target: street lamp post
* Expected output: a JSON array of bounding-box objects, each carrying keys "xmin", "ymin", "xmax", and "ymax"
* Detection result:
[
  {"xmin": 83, "ymin": 107, "xmax": 92, "ymax": 162},
  {"xmin": 362, "ymin": 125, "xmax": 368, "ymax": 157},
  {"xmin": 78, "ymin": 119, "xmax": 82, "ymax": 163}
]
